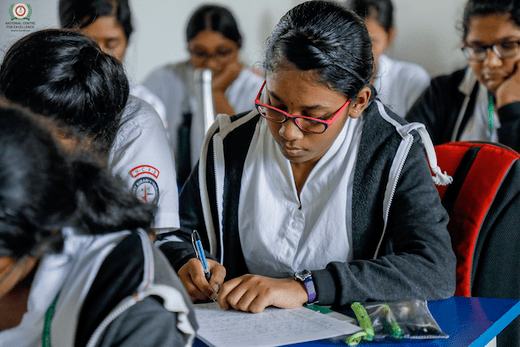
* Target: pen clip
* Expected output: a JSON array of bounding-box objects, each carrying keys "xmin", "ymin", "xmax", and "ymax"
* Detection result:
[{"xmin": 191, "ymin": 232, "xmax": 200, "ymax": 258}]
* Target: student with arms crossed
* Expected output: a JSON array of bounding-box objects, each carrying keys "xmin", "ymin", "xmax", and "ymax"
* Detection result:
[
  {"xmin": 0, "ymin": 100, "xmax": 196, "ymax": 346},
  {"xmin": 407, "ymin": 0, "xmax": 520, "ymax": 151},
  {"xmin": 0, "ymin": 29, "xmax": 179, "ymax": 236},
  {"xmin": 158, "ymin": 0, "xmax": 456, "ymax": 313}
]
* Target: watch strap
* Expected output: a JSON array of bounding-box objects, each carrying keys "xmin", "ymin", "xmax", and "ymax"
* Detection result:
[{"xmin": 294, "ymin": 270, "xmax": 317, "ymax": 304}]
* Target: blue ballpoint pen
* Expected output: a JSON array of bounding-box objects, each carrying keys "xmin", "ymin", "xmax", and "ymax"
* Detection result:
[{"xmin": 191, "ymin": 230, "xmax": 211, "ymax": 282}]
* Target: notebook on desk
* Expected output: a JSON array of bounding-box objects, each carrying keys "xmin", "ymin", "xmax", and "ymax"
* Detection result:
[{"xmin": 194, "ymin": 302, "xmax": 362, "ymax": 347}]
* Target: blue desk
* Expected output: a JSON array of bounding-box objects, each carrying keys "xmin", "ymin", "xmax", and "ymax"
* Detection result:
[{"xmin": 194, "ymin": 297, "xmax": 520, "ymax": 347}]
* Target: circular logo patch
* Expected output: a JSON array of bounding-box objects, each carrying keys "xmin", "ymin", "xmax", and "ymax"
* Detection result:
[
  {"xmin": 132, "ymin": 177, "xmax": 159, "ymax": 204},
  {"xmin": 12, "ymin": 3, "xmax": 29, "ymax": 19}
]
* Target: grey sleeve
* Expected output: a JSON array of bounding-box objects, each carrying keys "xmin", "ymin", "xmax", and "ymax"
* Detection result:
[
  {"xmin": 313, "ymin": 140, "xmax": 456, "ymax": 307},
  {"xmin": 96, "ymin": 297, "xmax": 189, "ymax": 347}
]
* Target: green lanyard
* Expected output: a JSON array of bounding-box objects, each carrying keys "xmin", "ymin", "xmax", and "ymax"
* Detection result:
[
  {"xmin": 488, "ymin": 92, "xmax": 495, "ymax": 141},
  {"xmin": 42, "ymin": 295, "xmax": 59, "ymax": 347}
]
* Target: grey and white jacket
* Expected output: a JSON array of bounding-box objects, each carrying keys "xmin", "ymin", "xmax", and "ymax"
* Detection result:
[
  {"xmin": 159, "ymin": 100, "xmax": 456, "ymax": 308},
  {"xmin": 0, "ymin": 229, "xmax": 197, "ymax": 347}
]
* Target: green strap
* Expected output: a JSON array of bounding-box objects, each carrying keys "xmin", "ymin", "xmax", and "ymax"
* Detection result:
[
  {"xmin": 42, "ymin": 295, "xmax": 59, "ymax": 347},
  {"xmin": 488, "ymin": 92, "xmax": 495, "ymax": 141}
]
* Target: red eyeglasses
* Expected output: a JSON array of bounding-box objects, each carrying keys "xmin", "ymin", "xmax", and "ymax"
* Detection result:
[{"xmin": 254, "ymin": 80, "xmax": 351, "ymax": 134}]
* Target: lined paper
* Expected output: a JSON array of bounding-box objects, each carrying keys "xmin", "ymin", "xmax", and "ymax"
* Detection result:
[{"xmin": 194, "ymin": 302, "xmax": 362, "ymax": 347}]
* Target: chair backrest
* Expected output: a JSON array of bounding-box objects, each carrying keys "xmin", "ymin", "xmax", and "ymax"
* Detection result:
[{"xmin": 434, "ymin": 141, "xmax": 520, "ymax": 297}]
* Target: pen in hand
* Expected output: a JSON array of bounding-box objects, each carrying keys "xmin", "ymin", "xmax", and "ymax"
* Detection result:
[{"xmin": 191, "ymin": 230, "xmax": 211, "ymax": 282}]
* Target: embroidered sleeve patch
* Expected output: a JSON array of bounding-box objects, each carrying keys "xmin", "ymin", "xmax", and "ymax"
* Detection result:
[
  {"xmin": 132, "ymin": 177, "xmax": 160, "ymax": 204},
  {"xmin": 130, "ymin": 165, "xmax": 160, "ymax": 179}
]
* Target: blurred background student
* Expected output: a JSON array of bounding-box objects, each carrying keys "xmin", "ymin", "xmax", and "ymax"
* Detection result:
[
  {"xmin": 0, "ymin": 100, "xmax": 196, "ymax": 346},
  {"xmin": 0, "ymin": 29, "xmax": 179, "ymax": 236},
  {"xmin": 345, "ymin": 0, "xmax": 430, "ymax": 117},
  {"xmin": 59, "ymin": 0, "xmax": 168, "ymax": 129},
  {"xmin": 407, "ymin": 0, "xmax": 520, "ymax": 153},
  {"xmin": 143, "ymin": 4, "xmax": 263, "ymax": 186}
]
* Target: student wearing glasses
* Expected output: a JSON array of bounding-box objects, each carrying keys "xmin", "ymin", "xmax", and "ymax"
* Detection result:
[
  {"xmin": 407, "ymin": 0, "xmax": 520, "ymax": 151},
  {"xmin": 143, "ymin": 4, "xmax": 263, "ymax": 186},
  {"xmin": 158, "ymin": 0, "xmax": 456, "ymax": 313}
]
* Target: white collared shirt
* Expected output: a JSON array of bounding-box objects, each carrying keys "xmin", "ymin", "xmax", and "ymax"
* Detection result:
[
  {"xmin": 373, "ymin": 54, "xmax": 431, "ymax": 117},
  {"xmin": 457, "ymin": 68, "xmax": 501, "ymax": 142},
  {"xmin": 238, "ymin": 115, "xmax": 364, "ymax": 277}
]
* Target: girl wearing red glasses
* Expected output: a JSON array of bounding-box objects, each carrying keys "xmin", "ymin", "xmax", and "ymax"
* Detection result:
[{"xmin": 159, "ymin": 0, "xmax": 456, "ymax": 313}]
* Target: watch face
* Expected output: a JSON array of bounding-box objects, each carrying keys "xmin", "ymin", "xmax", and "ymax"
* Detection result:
[{"xmin": 295, "ymin": 269, "xmax": 312, "ymax": 281}]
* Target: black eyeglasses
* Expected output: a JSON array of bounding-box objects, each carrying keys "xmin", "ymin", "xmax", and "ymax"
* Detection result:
[{"xmin": 461, "ymin": 40, "xmax": 520, "ymax": 61}]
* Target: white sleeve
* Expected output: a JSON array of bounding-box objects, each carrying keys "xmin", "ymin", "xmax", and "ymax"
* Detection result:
[{"xmin": 109, "ymin": 96, "xmax": 180, "ymax": 232}]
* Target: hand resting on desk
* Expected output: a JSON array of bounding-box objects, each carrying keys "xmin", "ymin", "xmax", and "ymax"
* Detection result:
[
  {"xmin": 217, "ymin": 274, "xmax": 308, "ymax": 313},
  {"xmin": 179, "ymin": 258, "xmax": 308, "ymax": 313}
]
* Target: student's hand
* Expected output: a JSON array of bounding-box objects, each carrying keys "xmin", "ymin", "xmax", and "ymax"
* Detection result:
[
  {"xmin": 212, "ymin": 60, "xmax": 243, "ymax": 94},
  {"xmin": 178, "ymin": 258, "xmax": 226, "ymax": 302},
  {"xmin": 217, "ymin": 274, "xmax": 308, "ymax": 313},
  {"xmin": 495, "ymin": 60, "xmax": 520, "ymax": 108}
]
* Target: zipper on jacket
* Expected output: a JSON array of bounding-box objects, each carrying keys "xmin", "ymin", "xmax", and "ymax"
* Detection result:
[
  {"xmin": 373, "ymin": 135, "xmax": 414, "ymax": 259},
  {"xmin": 85, "ymin": 294, "xmax": 141, "ymax": 347}
]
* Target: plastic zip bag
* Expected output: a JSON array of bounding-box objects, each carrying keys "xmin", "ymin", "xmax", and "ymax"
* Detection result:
[{"xmin": 346, "ymin": 299, "xmax": 448, "ymax": 345}]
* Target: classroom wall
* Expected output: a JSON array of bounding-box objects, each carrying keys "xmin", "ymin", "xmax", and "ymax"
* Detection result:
[{"xmin": 0, "ymin": 0, "xmax": 468, "ymax": 84}]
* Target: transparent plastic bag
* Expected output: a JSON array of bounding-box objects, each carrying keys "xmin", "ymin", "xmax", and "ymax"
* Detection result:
[{"xmin": 346, "ymin": 299, "xmax": 448, "ymax": 345}]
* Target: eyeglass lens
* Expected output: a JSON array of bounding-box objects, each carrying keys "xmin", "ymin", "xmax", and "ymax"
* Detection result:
[
  {"xmin": 256, "ymin": 105, "xmax": 327, "ymax": 133},
  {"xmin": 463, "ymin": 41, "xmax": 520, "ymax": 61}
]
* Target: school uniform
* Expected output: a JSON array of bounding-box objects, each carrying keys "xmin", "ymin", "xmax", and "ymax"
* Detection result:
[
  {"xmin": 130, "ymin": 83, "xmax": 168, "ymax": 130},
  {"xmin": 373, "ymin": 54, "xmax": 431, "ymax": 117},
  {"xmin": 0, "ymin": 229, "xmax": 197, "ymax": 347},
  {"xmin": 142, "ymin": 61, "xmax": 264, "ymax": 179},
  {"xmin": 159, "ymin": 100, "xmax": 457, "ymax": 307},
  {"xmin": 406, "ymin": 67, "xmax": 520, "ymax": 151},
  {"xmin": 109, "ymin": 96, "xmax": 180, "ymax": 233}
]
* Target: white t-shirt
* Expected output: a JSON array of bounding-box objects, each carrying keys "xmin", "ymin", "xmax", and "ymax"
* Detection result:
[
  {"xmin": 109, "ymin": 96, "xmax": 180, "ymax": 232},
  {"xmin": 373, "ymin": 54, "xmax": 431, "ymax": 117},
  {"xmin": 238, "ymin": 115, "xmax": 364, "ymax": 277}
]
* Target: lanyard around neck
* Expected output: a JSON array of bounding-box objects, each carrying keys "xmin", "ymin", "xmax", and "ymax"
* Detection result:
[
  {"xmin": 488, "ymin": 92, "xmax": 495, "ymax": 141},
  {"xmin": 42, "ymin": 295, "xmax": 59, "ymax": 347}
]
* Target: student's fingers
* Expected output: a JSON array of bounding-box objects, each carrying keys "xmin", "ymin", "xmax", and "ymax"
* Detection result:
[
  {"xmin": 212, "ymin": 60, "xmax": 243, "ymax": 91},
  {"xmin": 217, "ymin": 275, "xmax": 274, "ymax": 313},
  {"xmin": 207, "ymin": 259, "xmax": 226, "ymax": 300},
  {"xmin": 218, "ymin": 275, "xmax": 309, "ymax": 313},
  {"xmin": 495, "ymin": 59, "xmax": 520, "ymax": 107},
  {"xmin": 217, "ymin": 276, "xmax": 243, "ymax": 310},
  {"xmin": 178, "ymin": 258, "xmax": 213, "ymax": 302}
]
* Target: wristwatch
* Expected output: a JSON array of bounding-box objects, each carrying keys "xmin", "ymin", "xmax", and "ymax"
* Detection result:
[{"xmin": 294, "ymin": 269, "xmax": 318, "ymax": 304}]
